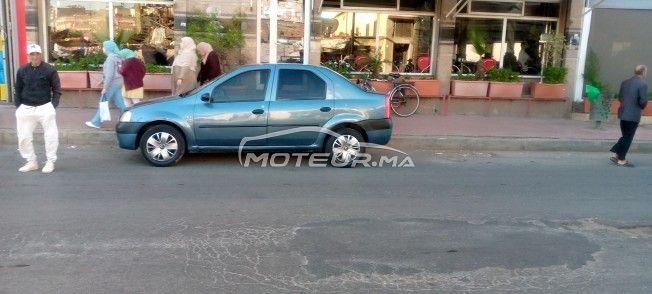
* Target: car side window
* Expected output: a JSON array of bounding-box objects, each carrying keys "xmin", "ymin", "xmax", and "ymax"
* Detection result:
[
  {"xmin": 276, "ymin": 69, "xmax": 326, "ymax": 100},
  {"xmin": 212, "ymin": 70, "xmax": 270, "ymax": 102}
]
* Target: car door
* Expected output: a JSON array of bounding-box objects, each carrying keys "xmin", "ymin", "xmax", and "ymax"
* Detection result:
[
  {"xmin": 266, "ymin": 68, "xmax": 334, "ymax": 146},
  {"xmin": 193, "ymin": 69, "xmax": 271, "ymax": 147}
]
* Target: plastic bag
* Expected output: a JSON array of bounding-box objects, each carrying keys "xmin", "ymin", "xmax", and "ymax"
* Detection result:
[
  {"xmin": 99, "ymin": 94, "xmax": 111, "ymax": 122},
  {"xmin": 585, "ymin": 84, "xmax": 601, "ymax": 102}
]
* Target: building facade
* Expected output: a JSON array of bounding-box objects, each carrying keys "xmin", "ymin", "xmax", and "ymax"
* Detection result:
[{"xmin": 2, "ymin": 0, "xmax": 651, "ymax": 115}]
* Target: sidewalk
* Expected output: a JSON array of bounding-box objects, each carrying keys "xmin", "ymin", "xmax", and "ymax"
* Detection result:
[{"xmin": 1, "ymin": 104, "xmax": 651, "ymax": 153}]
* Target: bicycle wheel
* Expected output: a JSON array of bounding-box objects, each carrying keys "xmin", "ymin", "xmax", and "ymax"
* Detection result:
[{"xmin": 390, "ymin": 84, "xmax": 420, "ymax": 117}]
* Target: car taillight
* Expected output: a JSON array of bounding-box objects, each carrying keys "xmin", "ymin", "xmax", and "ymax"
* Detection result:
[{"xmin": 384, "ymin": 93, "xmax": 391, "ymax": 118}]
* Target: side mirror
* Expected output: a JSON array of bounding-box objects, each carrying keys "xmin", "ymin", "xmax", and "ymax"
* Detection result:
[{"xmin": 201, "ymin": 93, "xmax": 212, "ymax": 103}]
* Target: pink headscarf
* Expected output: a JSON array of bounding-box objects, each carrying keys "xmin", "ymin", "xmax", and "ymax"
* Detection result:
[
  {"xmin": 172, "ymin": 37, "xmax": 197, "ymax": 71},
  {"xmin": 197, "ymin": 42, "xmax": 214, "ymax": 65}
]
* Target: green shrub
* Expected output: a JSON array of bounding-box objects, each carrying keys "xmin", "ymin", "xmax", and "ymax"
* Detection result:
[
  {"xmin": 321, "ymin": 61, "xmax": 352, "ymax": 78},
  {"xmin": 53, "ymin": 61, "xmax": 87, "ymax": 71},
  {"xmin": 454, "ymin": 71, "xmax": 477, "ymax": 81},
  {"xmin": 486, "ymin": 68, "xmax": 521, "ymax": 82},
  {"xmin": 145, "ymin": 63, "xmax": 172, "ymax": 73},
  {"xmin": 542, "ymin": 66, "xmax": 568, "ymax": 84}
]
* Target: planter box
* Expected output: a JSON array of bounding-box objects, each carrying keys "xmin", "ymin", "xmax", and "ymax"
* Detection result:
[
  {"xmin": 88, "ymin": 71, "xmax": 104, "ymax": 89},
  {"xmin": 450, "ymin": 80, "xmax": 488, "ymax": 97},
  {"xmin": 58, "ymin": 71, "xmax": 88, "ymax": 89},
  {"xmin": 611, "ymin": 99, "xmax": 620, "ymax": 114},
  {"xmin": 644, "ymin": 103, "xmax": 652, "ymax": 116},
  {"xmin": 143, "ymin": 73, "xmax": 173, "ymax": 91},
  {"xmin": 583, "ymin": 98, "xmax": 590, "ymax": 113},
  {"xmin": 407, "ymin": 79, "xmax": 440, "ymax": 96},
  {"xmin": 488, "ymin": 82, "xmax": 524, "ymax": 97},
  {"xmin": 604, "ymin": 99, "xmax": 651, "ymax": 115},
  {"xmin": 530, "ymin": 82, "xmax": 566, "ymax": 99},
  {"xmin": 369, "ymin": 80, "xmax": 393, "ymax": 94}
]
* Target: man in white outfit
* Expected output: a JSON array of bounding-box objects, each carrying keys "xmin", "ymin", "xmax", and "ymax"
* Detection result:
[{"xmin": 14, "ymin": 44, "xmax": 61, "ymax": 173}]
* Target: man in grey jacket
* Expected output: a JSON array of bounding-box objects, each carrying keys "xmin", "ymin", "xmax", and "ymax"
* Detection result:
[{"xmin": 610, "ymin": 65, "xmax": 649, "ymax": 167}]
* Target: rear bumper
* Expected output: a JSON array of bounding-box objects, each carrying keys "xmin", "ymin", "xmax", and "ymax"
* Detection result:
[{"xmin": 359, "ymin": 118, "xmax": 392, "ymax": 145}]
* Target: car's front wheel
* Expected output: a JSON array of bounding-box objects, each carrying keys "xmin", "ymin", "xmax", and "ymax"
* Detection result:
[
  {"xmin": 139, "ymin": 125, "xmax": 186, "ymax": 167},
  {"xmin": 325, "ymin": 128, "xmax": 365, "ymax": 168}
]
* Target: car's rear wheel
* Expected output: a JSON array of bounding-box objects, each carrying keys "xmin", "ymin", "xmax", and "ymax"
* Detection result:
[
  {"xmin": 139, "ymin": 125, "xmax": 186, "ymax": 167},
  {"xmin": 325, "ymin": 128, "xmax": 365, "ymax": 168}
]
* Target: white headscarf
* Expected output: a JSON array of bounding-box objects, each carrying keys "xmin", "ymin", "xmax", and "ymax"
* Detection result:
[{"xmin": 172, "ymin": 37, "xmax": 197, "ymax": 71}]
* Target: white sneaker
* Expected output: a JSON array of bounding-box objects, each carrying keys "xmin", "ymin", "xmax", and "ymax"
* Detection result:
[
  {"xmin": 85, "ymin": 121, "xmax": 100, "ymax": 129},
  {"xmin": 19, "ymin": 161, "xmax": 39, "ymax": 172},
  {"xmin": 42, "ymin": 161, "xmax": 55, "ymax": 173}
]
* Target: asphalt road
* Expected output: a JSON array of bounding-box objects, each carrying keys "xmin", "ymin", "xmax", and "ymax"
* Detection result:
[{"xmin": 0, "ymin": 145, "xmax": 650, "ymax": 293}]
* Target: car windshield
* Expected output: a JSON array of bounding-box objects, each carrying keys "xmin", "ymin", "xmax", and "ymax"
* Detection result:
[{"xmin": 184, "ymin": 73, "xmax": 225, "ymax": 96}]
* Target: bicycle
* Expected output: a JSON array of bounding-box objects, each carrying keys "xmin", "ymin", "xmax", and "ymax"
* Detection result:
[
  {"xmin": 387, "ymin": 73, "xmax": 420, "ymax": 117},
  {"xmin": 359, "ymin": 70, "xmax": 376, "ymax": 92},
  {"xmin": 359, "ymin": 72, "xmax": 420, "ymax": 117}
]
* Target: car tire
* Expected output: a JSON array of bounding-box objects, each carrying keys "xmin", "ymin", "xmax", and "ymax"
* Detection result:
[
  {"xmin": 325, "ymin": 128, "xmax": 365, "ymax": 168},
  {"xmin": 139, "ymin": 125, "xmax": 186, "ymax": 167}
]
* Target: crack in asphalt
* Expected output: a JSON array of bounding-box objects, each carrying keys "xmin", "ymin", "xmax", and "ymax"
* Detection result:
[{"xmin": 1, "ymin": 218, "xmax": 649, "ymax": 293}]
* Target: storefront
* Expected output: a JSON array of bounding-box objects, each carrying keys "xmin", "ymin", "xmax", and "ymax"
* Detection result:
[{"xmin": 2, "ymin": 0, "xmax": 650, "ymax": 115}]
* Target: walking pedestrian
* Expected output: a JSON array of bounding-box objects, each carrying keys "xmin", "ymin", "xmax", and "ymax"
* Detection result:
[
  {"xmin": 172, "ymin": 37, "xmax": 198, "ymax": 95},
  {"xmin": 119, "ymin": 48, "xmax": 146, "ymax": 107},
  {"xmin": 14, "ymin": 44, "xmax": 61, "ymax": 173},
  {"xmin": 196, "ymin": 42, "xmax": 222, "ymax": 85},
  {"xmin": 85, "ymin": 40, "xmax": 126, "ymax": 128},
  {"xmin": 610, "ymin": 64, "xmax": 649, "ymax": 167}
]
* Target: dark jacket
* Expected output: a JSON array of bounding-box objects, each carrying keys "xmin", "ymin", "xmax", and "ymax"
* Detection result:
[
  {"xmin": 197, "ymin": 51, "xmax": 221, "ymax": 85},
  {"xmin": 618, "ymin": 75, "xmax": 648, "ymax": 122},
  {"xmin": 120, "ymin": 58, "xmax": 146, "ymax": 91},
  {"xmin": 14, "ymin": 62, "xmax": 61, "ymax": 108}
]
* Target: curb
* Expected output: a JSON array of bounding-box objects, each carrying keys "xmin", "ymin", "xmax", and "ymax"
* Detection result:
[
  {"xmin": 3, "ymin": 129, "xmax": 652, "ymax": 153},
  {"xmin": 387, "ymin": 135, "xmax": 652, "ymax": 153}
]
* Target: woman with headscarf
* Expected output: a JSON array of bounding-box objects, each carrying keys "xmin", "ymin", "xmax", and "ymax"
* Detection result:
[
  {"xmin": 196, "ymin": 42, "xmax": 222, "ymax": 85},
  {"xmin": 171, "ymin": 37, "xmax": 198, "ymax": 95},
  {"xmin": 118, "ymin": 48, "xmax": 146, "ymax": 107},
  {"xmin": 85, "ymin": 40, "xmax": 126, "ymax": 129}
]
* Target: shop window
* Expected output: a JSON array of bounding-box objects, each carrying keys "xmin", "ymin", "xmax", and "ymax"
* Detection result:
[
  {"xmin": 453, "ymin": 17, "xmax": 556, "ymax": 76},
  {"xmin": 343, "ymin": 0, "xmax": 397, "ymax": 9},
  {"xmin": 47, "ymin": 1, "xmax": 174, "ymax": 65},
  {"xmin": 399, "ymin": 0, "xmax": 435, "ymax": 12},
  {"xmin": 320, "ymin": 11, "xmax": 434, "ymax": 74},
  {"xmin": 470, "ymin": 1, "xmax": 523, "ymax": 14}
]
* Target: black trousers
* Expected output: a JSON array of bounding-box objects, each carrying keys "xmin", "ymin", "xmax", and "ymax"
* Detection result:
[{"xmin": 610, "ymin": 120, "xmax": 639, "ymax": 160}]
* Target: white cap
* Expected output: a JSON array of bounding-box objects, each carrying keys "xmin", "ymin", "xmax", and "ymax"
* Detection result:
[{"xmin": 27, "ymin": 44, "xmax": 42, "ymax": 54}]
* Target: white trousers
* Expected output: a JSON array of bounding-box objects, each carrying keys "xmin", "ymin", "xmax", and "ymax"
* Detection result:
[{"xmin": 15, "ymin": 103, "xmax": 59, "ymax": 163}]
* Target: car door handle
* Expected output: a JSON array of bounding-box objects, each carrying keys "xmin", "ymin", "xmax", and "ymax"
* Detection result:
[
  {"xmin": 320, "ymin": 107, "xmax": 332, "ymax": 112},
  {"xmin": 252, "ymin": 109, "xmax": 265, "ymax": 115}
]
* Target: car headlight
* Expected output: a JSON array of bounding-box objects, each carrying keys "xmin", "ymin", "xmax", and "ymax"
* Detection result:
[{"xmin": 119, "ymin": 110, "xmax": 132, "ymax": 122}]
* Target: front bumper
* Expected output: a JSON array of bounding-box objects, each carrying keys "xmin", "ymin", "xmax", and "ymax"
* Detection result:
[{"xmin": 115, "ymin": 122, "xmax": 147, "ymax": 150}]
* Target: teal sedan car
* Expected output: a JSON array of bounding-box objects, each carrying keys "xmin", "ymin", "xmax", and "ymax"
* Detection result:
[{"xmin": 115, "ymin": 64, "xmax": 392, "ymax": 167}]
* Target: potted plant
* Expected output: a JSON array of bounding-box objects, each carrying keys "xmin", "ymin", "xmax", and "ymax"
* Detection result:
[
  {"xmin": 486, "ymin": 67, "xmax": 523, "ymax": 97},
  {"xmin": 531, "ymin": 32, "xmax": 567, "ymax": 99},
  {"xmin": 53, "ymin": 61, "xmax": 89, "ymax": 89},
  {"xmin": 583, "ymin": 48, "xmax": 612, "ymax": 117},
  {"xmin": 406, "ymin": 75, "xmax": 440, "ymax": 97},
  {"xmin": 143, "ymin": 63, "xmax": 173, "ymax": 91},
  {"xmin": 83, "ymin": 49, "xmax": 107, "ymax": 89},
  {"xmin": 450, "ymin": 71, "xmax": 489, "ymax": 97},
  {"xmin": 450, "ymin": 25, "xmax": 490, "ymax": 97}
]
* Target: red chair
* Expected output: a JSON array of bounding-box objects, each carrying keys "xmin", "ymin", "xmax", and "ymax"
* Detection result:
[{"xmin": 417, "ymin": 56, "xmax": 430, "ymax": 73}]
